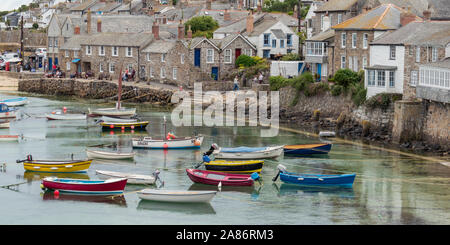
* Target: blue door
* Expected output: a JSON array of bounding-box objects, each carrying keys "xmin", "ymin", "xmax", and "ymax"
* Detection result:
[
  {"xmin": 317, "ymin": 63, "xmax": 321, "ymax": 81},
  {"xmin": 54, "ymin": 57, "xmax": 58, "ymax": 65},
  {"xmin": 48, "ymin": 57, "xmax": 52, "ymax": 71},
  {"xmin": 263, "ymin": 50, "xmax": 270, "ymax": 58},
  {"xmin": 211, "ymin": 67, "xmax": 218, "ymax": 81},
  {"xmin": 194, "ymin": 48, "xmax": 201, "ymax": 67}
]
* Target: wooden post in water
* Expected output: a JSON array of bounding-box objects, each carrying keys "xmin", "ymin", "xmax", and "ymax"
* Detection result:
[{"xmin": 117, "ymin": 63, "xmax": 124, "ymax": 110}]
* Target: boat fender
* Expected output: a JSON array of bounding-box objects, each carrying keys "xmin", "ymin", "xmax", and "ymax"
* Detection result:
[
  {"xmin": 251, "ymin": 172, "xmax": 260, "ymax": 181},
  {"xmin": 163, "ymin": 143, "xmax": 168, "ymax": 148},
  {"xmin": 203, "ymin": 155, "xmax": 211, "ymax": 163},
  {"xmin": 194, "ymin": 140, "xmax": 201, "ymax": 146}
]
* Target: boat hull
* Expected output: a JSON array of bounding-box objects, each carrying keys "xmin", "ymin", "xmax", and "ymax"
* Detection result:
[
  {"xmin": 0, "ymin": 110, "xmax": 16, "ymax": 118},
  {"xmin": 283, "ymin": 143, "xmax": 332, "ymax": 155},
  {"xmin": 1, "ymin": 97, "xmax": 28, "ymax": 107},
  {"xmin": 88, "ymin": 107, "xmax": 136, "ymax": 117},
  {"xmin": 280, "ymin": 172, "xmax": 356, "ymax": 188},
  {"xmin": 186, "ymin": 169, "xmax": 254, "ymax": 186},
  {"xmin": 86, "ymin": 149, "xmax": 135, "ymax": 160},
  {"xmin": 100, "ymin": 121, "xmax": 149, "ymax": 130},
  {"xmin": 137, "ymin": 189, "xmax": 216, "ymax": 203},
  {"xmin": 0, "ymin": 135, "xmax": 18, "ymax": 141},
  {"xmin": 0, "ymin": 122, "xmax": 10, "ymax": 128},
  {"xmin": 213, "ymin": 146, "xmax": 284, "ymax": 159},
  {"xmin": 204, "ymin": 160, "xmax": 264, "ymax": 173},
  {"xmin": 42, "ymin": 177, "xmax": 127, "ymax": 195},
  {"xmin": 132, "ymin": 136, "xmax": 204, "ymax": 149},
  {"xmin": 46, "ymin": 113, "xmax": 87, "ymax": 120},
  {"xmin": 23, "ymin": 160, "xmax": 92, "ymax": 173},
  {"xmin": 95, "ymin": 170, "xmax": 155, "ymax": 185}
]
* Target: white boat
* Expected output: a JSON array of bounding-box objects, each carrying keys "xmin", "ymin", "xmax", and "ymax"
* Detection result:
[
  {"xmin": 137, "ymin": 189, "xmax": 217, "ymax": 203},
  {"xmin": 0, "ymin": 104, "xmax": 17, "ymax": 119},
  {"xmin": 132, "ymin": 136, "xmax": 204, "ymax": 149},
  {"xmin": 213, "ymin": 145, "xmax": 284, "ymax": 160},
  {"xmin": 0, "ymin": 121, "xmax": 10, "ymax": 128},
  {"xmin": 0, "ymin": 97, "xmax": 28, "ymax": 107},
  {"xmin": 46, "ymin": 111, "xmax": 87, "ymax": 120},
  {"xmin": 88, "ymin": 107, "xmax": 136, "ymax": 117},
  {"xmin": 95, "ymin": 170, "xmax": 156, "ymax": 185},
  {"xmin": 86, "ymin": 149, "xmax": 135, "ymax": 160},
  {"xmin": 99, "ymin": 116, "xmax": 138, "ymax": 123},
  {"xmin": 319, "ymin": 131, "xmax": 336, "ymax": 137},
  {"xmin": 0, "ymin": 135, "xmax": 19, "ymax": 141}
]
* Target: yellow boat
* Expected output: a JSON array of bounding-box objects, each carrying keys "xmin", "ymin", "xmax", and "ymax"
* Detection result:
[
  {"xmin": 204, "ymin": 160, "xmax": 264, "ymax": 173},
  {"xmin": 19, "ymin": 159, "xmax": 92, "ymax": 173}
]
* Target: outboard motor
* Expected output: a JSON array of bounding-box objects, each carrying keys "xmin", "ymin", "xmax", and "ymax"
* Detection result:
[
  {"xmin": 27, "ymin": 155, "xmax": 33, "ymax": 161},
  {"xmin": 272, "ymin": 164, "xmax": 287, "ymax": 182}
]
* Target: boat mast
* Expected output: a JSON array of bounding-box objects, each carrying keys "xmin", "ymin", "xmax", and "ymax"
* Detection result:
[
  {"xmin": 163, "ymin": 116, "xmax": 166, "ymax": 136},
  {"xmin": 117, "ymin": 65, "xmax": 123, "ymax": 110}
]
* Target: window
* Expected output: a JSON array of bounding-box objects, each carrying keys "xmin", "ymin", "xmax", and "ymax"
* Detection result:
[
  {"xmin": 66, "ymin": 62, "xmax": 70, "ymax": 71},
  {"xmin": 65, "ymin": 50, "xmax": 69, "ymax": 57},
  {"xmin": 245, "ymin": 49, "xmax": 252, "ymax": 56},
  {"xmin": 173, "ymin": 68, "xmax": 177, "ymax": 80},
  {"xmin": 161, "ymin": 53, "xmax": 166, "ymax": 62},
  {"xmin": 99, "ymin": 46, "xmax": 105, "ymax": 56},
  {"xmin": 146, "ymin": 53, "xmax": 151, "ymax": 61},
  {"xmin": 390, "ymin": 46, "xmax": 396, "ymax": 60},
  {"xmin": 432, "ymin": 47, "xmax": 438, "ymax": 62},
  {"xmin": 112, "ymin": 46, "xmax": 119, "ymax": 56},
  {"xmin": 321, "ymin": 14, "xmax": 324, "ymax": 30},
  {"xmin": 341, "ymin": 56, "xmax": 346, "ymax": 69},
  {"xmin": 272, "ymin": 39, "xmax": 276, "ymax": 48},
  {"xmin": 149, "ymin": 67, "xmax": 154, "ymax": 77},
  {"xmin": 160, "ymin": 67, "xmax": 166, "ymax": 78},
  {"xmin": 263, "ymin": 50, "xmax": 270, "ymax": 58},
  {"xmin": 368, "ymin": 70, "xmax": 375, "ymax": 86},
  {"xmin": 181, "ymin": 54, "xmax": 184, "ymax": 64},
  {"xmin": 287, "ymin": 34, "xmax": 292, "ymax": 46},
  {"xmin": 54, "ymin": 39, "xmax": 58, "ymax": 48},
  {"xmin": 362, "ymin": 56, "xmax": 367, "ymax": 68},
  {"xmin": 263, "ymin": 34, "xmax": 270, "ymax": 46},
  {"xmin": 377, "ymin": 70, "xmax": 385, "ymax": 87},
  {"xmin": 49, "ymin": 37, "xmax": 53, "ymax": 47},
  {"xmin": 206, "ymin": 49, "xmax": 214, "ymax": 63},
  {"xmin": 280, "ymin": 40, "xmax": 285, "ymax": 48},
  {"xmin": 363, "ymin": 33, "xmax": 368, "ymax": 49},
  {"xmin": 415, "ymin": 46, "xmax": 420, "ymax": 62},
  {"xmin": 337, "ymin": 14, "xmax": 342, "ymax": 24},
  {"xmin": 127, "ymin": 64, "xmax": 133, "ymax": 71},
  {"xmin": 389, "ymin": 71, "xmax": 395, "ymax": 88},
  {"xmin": 353, "ymin": 57, "xmax": 358, "ymax": 72},
  {"xmin": 410, "ymin": 70, "xmax": 418, "ymax": 86},
  {"xmin": 224, "ymin": 49, "xmax": 232, "ymax": 63},
  {"xmin": 99, "ymin": 63, "xmax": 103, "ymax": 73},
  {"xmin": 352, "ymin": 33, "xmax": 357, "ymax": 48},
  {"xmin": 74, "ymin": 51, "xmax": 79, "ymax": 58},
  {"xmin": 349, "ymin": 56, "xmax": 353, "ymax": 70},
  {"xmin": 306, "ymin": 42, "xmax": 326, "ymax": 56},
  {"xmin": 109, "ymin": 63, "xmax": 115, "ymax": 73},
  {"xmin": 86, "ymin": 45, "xmax": 92, "ymax": 55},
  {"xmin": 341, "ymin": 32, "xmax": 346, "ymax": 48},
  {"xmin": 126, "ymin": 47, "xmax": 132, "ymax": 57}
]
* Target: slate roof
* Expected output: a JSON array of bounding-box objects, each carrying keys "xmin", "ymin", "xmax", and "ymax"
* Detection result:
[
  {"xmin": 79, "ymin": 32, "xmax": 154, "ymax": 47},
  {"xmin": 307, "ymin": 28, "xmax": 335, "ymax": 42},
  {"xmin": 420, "ymin": 58, "xmax": 450, "ymax": 69},
  {"xmin": 271, "ymin": 29, "xmax": 286, "ymax": 39},
  {"xmin": 370, "ymin": 20, "xmax": 450, "ymax": 47},
  {"xmin": 142, "ymin": 39, "xmax": 176, "ymax": 53},
  {"xmin": 332, "ymin": 4, "xmax": 421, "ymax": 30},
  {"xmin": 59, "ymin": 34, "xmax": 90, "ymax": 50},
  {"xmin": 315, "ymin": 0, "xmax": 358, "ymax": 12},
  {"xmin": 63, "ymin": 14, "xmax": 155, "ymax": 34}
]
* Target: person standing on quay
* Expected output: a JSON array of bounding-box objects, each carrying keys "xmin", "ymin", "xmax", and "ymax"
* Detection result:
[{"xmin": 233, "ymin": 76, "xmax": 239, "ymax": 91}]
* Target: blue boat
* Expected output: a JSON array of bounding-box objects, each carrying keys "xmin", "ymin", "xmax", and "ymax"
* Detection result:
[
  {"xmin": 0, "ymin": 97, "xmax": 28, "ymax": 106},
  {"xmin": 0, "ymin": 103, "xmax": 18, "ymax": 118},
  {"xmin": 273, "ymin": 164, "xmax": 355, "ymax": 188},
  {"xmin": 283, "ymin": 143, "xmax": 332, "ymax": 155}
]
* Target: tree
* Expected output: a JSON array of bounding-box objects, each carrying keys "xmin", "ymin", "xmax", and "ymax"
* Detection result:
[
  {"xmin": 184, "ymin": 16, "xmax": 219, "ymax": 38},
  {"xmin": 32, "ymin": 23, "xmax": 39, "ymax": 29}
]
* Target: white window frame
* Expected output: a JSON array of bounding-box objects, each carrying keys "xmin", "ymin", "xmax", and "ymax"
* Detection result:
[
  {"xmin": 390, "ymin": 46, "xmax": 396, "ymax": 60},
  {"xmin": 74, "ymin": 51, "xmax": 79, "ymax": 58},
  {"xmin": 64, "ymin": 50, "xmax": 69, "ymax": 57},
  {"xmin": 362, "ymin": 56, "xmax": 367, "ymax": 68},
  {"xmin": 54, "ymin": 39, "xmax": 58, "ymax": 48},
  {"xmin": 363, "ymin": 33, "xmax": 368, "ymax": 49},
  {"xmin": 432, "ymin": 47, "xmax": 438, "ymax": 62},
  {"xmin": 410, "ymin": 70, "xmax": 418, "ymax": 86},
  {"xmin": 109, "ymin": 63, "xmax": 115, "ymax": 73},
  {"xmin": 86, "ymin": 45, "xmax": 92, "ymax": 55},
  {"xmin": 321, "ymin": 15, "xmax": 324, "ymax": 30},
  {"xmin": 353, "ymin": 57, "xmax": 358, "ymax": 72},
  {"xmin": 224, "ymin": 49, "xmax": 232, "ymax": 64},
  {"xmin": 377, "ymin": 70, "xmax": 385, "ymax": 87},
  {"xmin": 389, "ymin": 71, "xmax": 395, "ymax": 88},
  {"xmin": 126, "ymin": 47, "xmax": 133, "ymax": 57},
  {"xmin": 112, "ymin": 46, "xmax": 119, "ymax": 57},
  {"xmin": 341, "ymin": 32, "xmax": 346, "ymax": 48},
  {"xmin": 348, "ymin": 56, "xmax": 353, "ymax": 71},
  {"xmin": 180, "ymin": 54, "xmax": 184, "ymax": 64},
  {"xmin": 161, "ymin": 53, "xmax": 166, "ymax": 62},
  {"xmin": 341, "ymin": 56, "xmax": 346, "ymax": 69},
  {"xmin": 66, "ymin": 62, "xmax": 70, "ymax": 71},
  {"xmin": 173, "ymin": 67, "xmax": 177, "ymax": 80},
  {"xmin": 368, "ymin": 70, "xmax": 376, "ymax": 86},
  {"xmin": 99, "ymin": 63, "xmax": 103, "ymax": 73},
  {"xmin": 99, "ymin": 45, "xmax": 105, "ymax": 56},
  {"xmin": 160, "ymin": 67, "xmax": 166, "ymax": 78},
  {"xmin": 147, "ymin": 53, "xmax": 151, "ymax": 61},
  {"xmin": 206, "ymin": 49, "xmax": 214, "ymax": 63},
  {"xmin": 415, "ymin": 46, "xmax": 420, "ymax": 62},
  {"xmin": 150, "ymin": 67, "xmax": 154, "ymax": 78},
  {"xmin": 337, "ymin": 14, "xmax": 342, "ymax": 24},
  {"xmin": 352, "ymin": 33, "xmax": 357, "ymax": 49}
]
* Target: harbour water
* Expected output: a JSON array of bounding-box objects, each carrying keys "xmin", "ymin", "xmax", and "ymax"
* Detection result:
[{"xmin": 0, "ymin": 91, "xmax": 449, "ymax": 225}]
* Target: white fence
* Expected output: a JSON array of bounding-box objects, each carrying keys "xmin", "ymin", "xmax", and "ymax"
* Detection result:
[{"xmin": 270, "ymin": 61, "xmax": 305, "ymax": 78}]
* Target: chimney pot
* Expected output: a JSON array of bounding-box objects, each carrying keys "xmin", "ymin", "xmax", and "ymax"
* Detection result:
[
  {"xmin": 97, "ymin": 19, "xmax": 102, "ymax": 33},
  {"xmin": 187, "ymin": 25, "xmax": 192, "ymax": 39},
  {"xmin": 423, "ymin": 9, "xmax": 431, "ymax": 21},
  {"xmin": 246, "ymin": 12, "xmax": 254, "ymax": 33},
  {"xmin": 152, "ymin": 21, "xmax": 159, "ymax": 40}
]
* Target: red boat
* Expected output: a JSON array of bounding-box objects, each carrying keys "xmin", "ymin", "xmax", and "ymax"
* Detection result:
[
  {"xmin": 186, "ymin": 169, "xmax": 255, "ymax": 186},
  {"xmin": 42, "ymin": 177, "xmax": 127, "ymax": 195}
]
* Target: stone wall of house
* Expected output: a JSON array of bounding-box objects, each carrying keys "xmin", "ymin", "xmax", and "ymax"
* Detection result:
[
  {"xmin": 333, "ymin": 30, "xmax": 373, "ymax": 73},
  {"xmin": 422, "ymin": 101, "xmax": 450, "ymax": 150},
  {"xmin": 311, "ymin": 11, "xmax": 353, "ymax": 37},
  {"xmin": 219, "ymin": 37, "xmax": 256, "ymax": 79},
  {"xmin": 402, "ymin": 44, "xmax": 447, "ymax": 100},
  {"xmin": 191, "ymin": 39, "xmax": 220, "ymax": 80}
]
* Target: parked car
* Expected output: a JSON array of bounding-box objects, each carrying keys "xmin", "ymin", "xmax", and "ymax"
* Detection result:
[{"xmin": 35, "ymin": 48, "xmax": 47, "ymax": 57}]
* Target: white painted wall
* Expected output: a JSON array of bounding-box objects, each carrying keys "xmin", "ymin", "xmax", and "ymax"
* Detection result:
[
  {"xmin": 270, "ymin": 61, "xmax": 304, "ymax": 77},
  {"xmin": 365, "ymin": 45, "xmax": 405, "ymax": 98},
  {"xmin": 252, "ymin": 21, "xmax": 299, "ymax": 58}
]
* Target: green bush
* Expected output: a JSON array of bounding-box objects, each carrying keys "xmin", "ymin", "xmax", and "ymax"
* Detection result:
[
  {"xmin": 235, "ymin": 55, "xmax": 257, "ymax": 68},
  {"xmin": 281, "ymin": 53, "xmax": 300, "ymax": 61},
  {"xmin": 304, "ymin": 81, "xmax": 330, "ymax": 97},
  {"xmin": 331, "ymin": 84, "xmax": 343, "ymax": 96},
  {"xmin": 184, "ymin": 16, "xmax": 219, "ymax": 38},
  {"xmin": 269, "ymin": 76, "xmax": 289, "ymax": 91},
  {"xmin": 333, "ymin": 69, "xmax": 360, "ymax": 88},
  {"xmin": 365, "ymin": 93, "xmax": 402, "ymax": 110}
]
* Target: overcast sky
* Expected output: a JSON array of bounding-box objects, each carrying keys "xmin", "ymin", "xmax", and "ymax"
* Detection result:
[{"xmin": 0, "ymin": 0, "xmax": 33, "ymax": 11}]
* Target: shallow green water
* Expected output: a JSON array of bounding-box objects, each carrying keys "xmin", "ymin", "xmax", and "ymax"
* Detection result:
[{"xmin": 0, "ymin": 91, "xmax": 449, "ymax": 225}]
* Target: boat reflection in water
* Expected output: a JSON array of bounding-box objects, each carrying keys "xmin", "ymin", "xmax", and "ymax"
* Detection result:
[
  {"xmin": 137, "ymin": 199, "xmax": 215, "ymax": 215},
  {"xmin": 273, "ymin": 183, "xmax": 355, "ymax": 199},
  {"xmin": 92, "ymin": 158, "xmax": 136, "ymax": 165},
  {"xmin": 42, "ymin": 192, "xmax": 127, "ymax": 207},
  {"xmin": 23, "ymin": 171, "xmax": 89, "ymax": 182},
  {"xmin": 188, "ymin": 183, "xmax": 262, "ymax": 200}
]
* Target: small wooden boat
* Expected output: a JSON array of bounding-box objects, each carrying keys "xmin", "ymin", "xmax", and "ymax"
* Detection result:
[
  {"xmin": 46, "ymin": 111, "xmax": 87, "ymax": 120},
  {"xmin": 0, "ymin": 97, "xmax": 28, "ymax": 107},
  {"xmin": 132, "ymin": 135, "xmax": 204, "ymax": 149},
  {"xmin": 17, "ymin": 155, "xmax": 92, "ymax": 173},
  {"xmin": 137, "ymin": 189, "xmax": 217, "ymax": 203},
  {"xmin": 186, "ymin": 169, "xmax": 257, "ymax": 186},
  {"xmin": 0, "ymin": 135, "xmax": 19, "ymax": 141},
  {"xmin": 319, "ymin": 131, "xmax": 336, "ymax": 137},
  {"xmin": 42, "ymin": 177, "xmax": 127, "ymax": 195},
  {"xmin": 88, "ymin": 107, "xmax": 136, "ymax": 117},
  {"xmin": 283, "ymin": 143, "xmax": 332, "ymax": 155},
  {"xmin": 0, "ymin": 103, "xmax": 17, "ymax": 118},
  {"xmin": 0, "ymin": 120, "xmax": 10, "ymax": 128},
  {"xmin": 95, "ymin": 170, "xmax": 156, "ymax": 185},
  {"xmin": 86, "ymin": 149, "xmax": 136, "ymax": 160},
  {"xmin": 99, "ymin": 116, "xmax": 138, "ymax": 123},
  {"xmin": 273, "ymin": 164, "xmax": 356, "ymax": 188},
  {"xmin": 203, "ymin": 159, "xmax": 264, "ymax": 173},
  {"xmin": 213, "ymin": 145, "xmax": 284, "ymax": 159},
  {"xmin": 100, "ymin": 121, "xmax": 149, "ymax": 130}
]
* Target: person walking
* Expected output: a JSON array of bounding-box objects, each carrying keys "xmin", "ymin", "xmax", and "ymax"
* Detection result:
[
  {"xmin": 233, "ymin": 76, "xmax": 239, "ymax": 91},
  {"xmin": 258, "ymin": 72, "xmax": 264, "ymax": 84}
]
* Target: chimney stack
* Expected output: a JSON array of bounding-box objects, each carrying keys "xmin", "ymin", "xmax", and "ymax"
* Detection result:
[
  {"xmin": 86, "ymin": 8, "xmax": 92, "ymax": 34},
  {"xmin": 74, "ymin": 25, "xmax": 80, "ymax": 35},
  {"xmin": 206, "ymin": 0, "xmax": 211, "ymax": 10},
  {"xmin": 224, "ymin": 9, "xmax": 231, "ymax": 21},
  {"xmin": 97, "ymin": 18, "xmax": 102, "ymax": 32},
  {"xmin": 423, "ymin": 9, "xmax": 431, "ymax": 21},
  {"xmin": 400, "ymin": 7, "xmax": 417, "ymax": 26},
  {"xmin": 178, "ymin": 20, "xmax": 185, "ymax": 40},
  {"xmin": 152, "ymin": 21, "xmax": 159, "ymax": 40},
  {"xmin": 187, "ymin": 25, "xmax": 192, "ymax": 39},
  {"xmin": 246, "ymin": 12, "xmax": 254, "ymax": 33}
]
